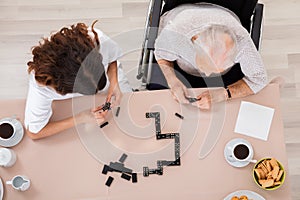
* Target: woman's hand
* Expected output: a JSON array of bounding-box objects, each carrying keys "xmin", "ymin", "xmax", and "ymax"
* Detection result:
[
  {"xmin": 192, "ymin": 88, "xmax": 227, "ymax": 110},
  {"xmin": 75, "ymin": 107, "xmax": 109, "ymax": 126},
  {"xmin": 91, "ymin": 106, "xmax": 109, "ymax": 125},
  {"xmin": 106, "ymin": 82, "xmax": 122, "ymax": 107},
  {"xmin": 168, "ymin": 77, "xmax": 190, "ymax": 104},
  {"xmin": 75, "ymin": 109, "xmax": 97, "ymax": 125}
]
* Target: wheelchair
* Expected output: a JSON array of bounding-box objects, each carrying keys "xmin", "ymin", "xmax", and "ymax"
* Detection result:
[{"xmin": 136, "ymin": 0, "xmax": 264, "ymax": 90}]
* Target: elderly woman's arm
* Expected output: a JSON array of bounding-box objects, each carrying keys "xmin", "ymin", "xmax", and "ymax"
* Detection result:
[
  {"xmin": 194, "ymin": 79, "xmax": 254, "ymax": 109},
  {"xmin": 227, "ymin": 79, "xmax": 254, "ymax": 97},
  {"xmin": 157, "ymin": 59, "xmax": 189, "ymax": 104}
]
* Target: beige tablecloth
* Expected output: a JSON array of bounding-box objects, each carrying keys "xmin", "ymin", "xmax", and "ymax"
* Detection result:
[{"xmin": 0, "ymin": 84, "xmax": 291, "ymax": 200}]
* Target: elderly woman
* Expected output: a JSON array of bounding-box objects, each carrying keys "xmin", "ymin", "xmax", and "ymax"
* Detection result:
[{"xmin": 154, "ymin": 3, "xmax": 268, "ymax": 109}]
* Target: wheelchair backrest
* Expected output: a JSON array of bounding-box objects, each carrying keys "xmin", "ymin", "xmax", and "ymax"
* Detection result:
[{"xmin": 162, "ymin": 0, "xmax": 258, "ymax": 32}]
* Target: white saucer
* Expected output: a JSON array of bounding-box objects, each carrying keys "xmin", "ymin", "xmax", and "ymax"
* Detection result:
[
  {"xmin": 0, "ymin": 177, "xmax": 3, "ymax": 200},
  {"xmin": 0, "ymin": 118, "xmax": 24, "ymax": 147},
  {"xmin": 223, "ymin": 138, "xmax": 254, "ymax": 168},
  {"xmin": 224, "ymin": 190, "xmax": 265, "ymax": 200}
]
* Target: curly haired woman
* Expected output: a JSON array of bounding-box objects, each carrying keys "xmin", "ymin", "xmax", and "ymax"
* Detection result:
[{"xmin": 25, "ymin": 21, "xmax": 131, "ymax": 139}]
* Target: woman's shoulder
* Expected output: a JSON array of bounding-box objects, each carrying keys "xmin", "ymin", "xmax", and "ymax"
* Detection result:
[{"xmin": 28, "ymin": 72, "xmax": 68, "ymax": 100}]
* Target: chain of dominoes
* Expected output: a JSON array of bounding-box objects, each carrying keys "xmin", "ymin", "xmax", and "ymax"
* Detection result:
[{"xmin": 143, "ymin": 112, "xmax": 181, "ymax": 177}]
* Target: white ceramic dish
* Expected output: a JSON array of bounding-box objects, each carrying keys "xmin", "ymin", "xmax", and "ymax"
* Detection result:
[
  {"xmin": 0, "ymin": 117, "xmax": 24, "ymax": 147},
  {"xmin": 224, "ymin": 190, "xmax": 265, "ymax": 200},
  {"xmin": 224, "ymin": 138, "xmax": 254, "ymax": 168}
]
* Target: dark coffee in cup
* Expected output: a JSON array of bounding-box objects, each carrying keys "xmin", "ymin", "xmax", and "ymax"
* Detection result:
[
  {"xmin": 233, "ymin": 144, "xmax": 249, "ymax": 160},
  {"xmin": 0, "ymin": 123, "xmax": 14, "ymax": 139}
]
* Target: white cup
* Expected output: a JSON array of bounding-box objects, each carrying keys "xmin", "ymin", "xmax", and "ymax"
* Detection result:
[
  {"xmin": 0, "ymin": 148, "xmax": 17, "ymax": 167},
  {"xmin": 227, "ymin": 141, "xmax": 255, "ymax": 163},
  {"xmin": 6, "ymin": 175, "xmax": 31, "ymax": 191}
]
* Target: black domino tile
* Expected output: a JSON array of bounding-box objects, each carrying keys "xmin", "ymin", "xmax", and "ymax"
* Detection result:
[
  {"xmin": 100, "ymin": 121, "xmax": 109, "ymax": 128},
  {"xmin": 157, "ymin": 134, "xmax": 166, "ymax": 140},
  {"xmin": 186, "ymin": 97, "xmax": 199, "ymax": 103},
  {"xmin": 157, "ymin": 168, "xmax": 163, "ymax": 175},
  {"xmin": 132, "ymin": 173, "xmax": 137, "ymax": 183},
  {"xmin": 102, "ymin": 164, "xmax": 109, "ymax": 175},
  {"xmin": 157, "ymin": 160, "xmax": 163, "ymax": 167},
  {"xmin": 155, "ymin": 116, "xmax": 161, "ymax": 132},
  {"xmin": 143, "ymin": 167, "xmax": 149, "ymax": 177},
  {"xmin": 161, "ymin": 160, "xmax": 172, "ymax": 166},
  {"xmin": 109, "ymin": 162, "xmax": 124, "ymax": 173},
  {"xmin": 109, "ymin": 162, "xmax": 133, "ymax": 174},
  {"xmin": 121, "ymin": 173, "xmax": 131, "ymax": 181},
  {"xmin": 118, "ymin": 153, "xmax": 128, "ymax": 163},
  {"xmin": 175, "ymin": 113, "xmax": 184, "ymax": 119},
  {"xmin": 105, "ymin": 176, "xmax": 114, "ymax": 187},
  {"xmin": 115, "ymin": 107, "xmax": 121, "ymax": 117},
  {"xmin": 102, "ymin": 102, "xmax": 111, "ymax": 111}
]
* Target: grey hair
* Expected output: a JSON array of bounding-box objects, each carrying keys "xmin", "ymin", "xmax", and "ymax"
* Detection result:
[{"xmin": 192, "ymin": 24, "xmax": 237, "ymax": 70}]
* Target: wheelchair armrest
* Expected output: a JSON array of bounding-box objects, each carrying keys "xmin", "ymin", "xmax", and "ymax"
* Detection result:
[{"xmin": 251, "ymin": 3, "xmax": 264, "ymax": 50}]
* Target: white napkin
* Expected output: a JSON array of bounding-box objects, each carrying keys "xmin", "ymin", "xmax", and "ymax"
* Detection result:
[{"xmin": 234, "ymin": 101, "xmax": 275, "ymax": 141}]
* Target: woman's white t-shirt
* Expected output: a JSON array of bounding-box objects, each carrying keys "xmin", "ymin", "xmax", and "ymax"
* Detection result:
[{"xmin": 24, "ymin": 28, "xmax": 131, "ymax": 134}]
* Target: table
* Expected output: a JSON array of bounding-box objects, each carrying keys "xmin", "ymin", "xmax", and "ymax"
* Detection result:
[{"xmin": 0, "ymin": 84, "xmax": 292, "ymax": 200}]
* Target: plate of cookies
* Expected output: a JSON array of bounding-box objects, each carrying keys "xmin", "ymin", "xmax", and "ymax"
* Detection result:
[
  {"xmin": 224, "ymin": 190, "xmax": 265, "ymax": 200},
  {"xmin": 253, "ymin": 157, "xmax": 285, "ymax": 190}
]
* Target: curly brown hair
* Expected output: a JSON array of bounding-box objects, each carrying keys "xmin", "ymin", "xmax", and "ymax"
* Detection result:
[{"xmin": 27, "ymin": 20, "xmax": 107, "ymax": 95}]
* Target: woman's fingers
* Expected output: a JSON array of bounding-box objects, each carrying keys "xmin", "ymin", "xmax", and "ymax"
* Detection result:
[
  {"xmin": 112, "ymin": 92, "xmax": 122, "ymax": 107},
  {"xmin": 94, "ymin": 110, "xmax": 108, "ymax": 118},
  {"xmin": 171, "ymin": 88, "xmax": 189, "ymax": 104},
  {"xmin": 198, "ymin": 98, "xmax": 211, "ymax": 110},
  {"xmin": 92, "ymin": 105, "xmax": 103, "ymax": 113},
  {"xmin": 192, "ymin": 91, "xmax": 211, "ymax": 110},
  {"xmin": 91, "ymin": 110, "xmax": 108, "ymax": 125}
]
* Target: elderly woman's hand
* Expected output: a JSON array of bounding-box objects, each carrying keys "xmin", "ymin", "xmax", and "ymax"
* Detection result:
[{"xmin": 192, "ymin": 88, "xmax": 227, "ymax": 110}]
